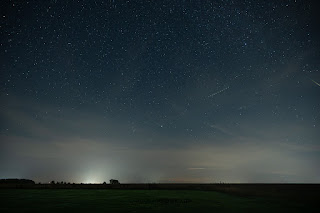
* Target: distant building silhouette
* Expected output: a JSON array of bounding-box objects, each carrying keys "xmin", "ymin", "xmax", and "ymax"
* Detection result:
[{"xmin": 109, "ymin": 179, "xmax": 120, "ymax": 184}]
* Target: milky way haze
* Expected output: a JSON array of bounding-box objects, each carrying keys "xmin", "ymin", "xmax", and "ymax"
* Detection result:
[{"xmin": 1, "ymin": 0, "xmax": 320, "ymax": 183}]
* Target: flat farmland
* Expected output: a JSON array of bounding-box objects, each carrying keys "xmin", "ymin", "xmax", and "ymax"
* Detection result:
[{"xmin": 0, "ymin": 186, "xmax": 318, "ymax": 212}]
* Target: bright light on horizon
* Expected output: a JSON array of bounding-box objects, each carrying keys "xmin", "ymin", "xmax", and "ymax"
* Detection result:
[{"xmin": 81, "ymin": 173, "xmax": 106, "ymax": 184}]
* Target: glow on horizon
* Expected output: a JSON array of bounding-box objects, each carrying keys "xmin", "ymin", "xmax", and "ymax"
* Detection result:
[{"xmin": 81, "ymin": 173, "xmax": 107, "ymax": 184}]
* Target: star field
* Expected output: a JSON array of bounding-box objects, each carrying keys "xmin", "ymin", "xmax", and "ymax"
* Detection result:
[{"xmin": 1, "ymin": 0, "xmax": 319, "ymax": 183}]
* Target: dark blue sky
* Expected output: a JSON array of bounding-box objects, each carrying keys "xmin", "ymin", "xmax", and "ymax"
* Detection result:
[{"xmin": 1, "ymin": 0, "xmax": 320, "ymax": 183}]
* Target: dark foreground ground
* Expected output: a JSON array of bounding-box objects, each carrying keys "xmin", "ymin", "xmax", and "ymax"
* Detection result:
[{"xmin": 0, "ymin": 184, "xmax": 319, "ymax": 212}]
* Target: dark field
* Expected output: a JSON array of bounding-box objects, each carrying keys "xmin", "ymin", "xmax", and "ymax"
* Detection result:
[{"xmin": 0, "ymin": 184, "xmax": 319, "ymax": 212}]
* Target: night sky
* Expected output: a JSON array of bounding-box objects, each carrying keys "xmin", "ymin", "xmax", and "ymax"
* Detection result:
[{"xmin": 1, "ymin": 0, "xmax": 320, "ymax": 183}]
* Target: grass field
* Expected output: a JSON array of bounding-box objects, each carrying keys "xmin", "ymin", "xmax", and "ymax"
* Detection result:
[{"xmin": 0, "ymin": 189, "xmax": 317, "ymax": 212}]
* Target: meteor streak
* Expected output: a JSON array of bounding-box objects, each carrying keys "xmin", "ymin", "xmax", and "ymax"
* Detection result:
[
  {"xmin": 310, "ymin": 78, "xmax": 320, "ymax": 87},
  {"xmin": 208, "ymin": 86, "xmax": 230, "ymax": 97}
]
